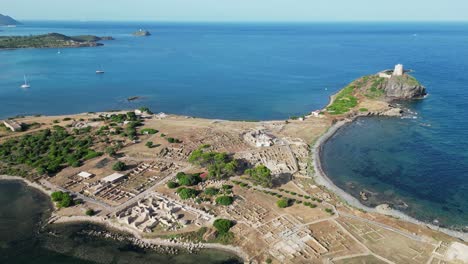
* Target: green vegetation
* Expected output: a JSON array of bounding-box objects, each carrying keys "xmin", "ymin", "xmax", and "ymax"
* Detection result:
[
  {"xmin": 204, "ymin": 187, "xmax": 219, "ymax": 196},
  {"xmin": 326, "ymin": 85, "xmax": 358, "ymax": 115},
  {"xmin": 245, "ymin": 165, "xmax": 273, "ymax": 187},
  {"xmin": 176, "ymin": 172, "xmax": 202, "ymax": 186},
  {"xmin": 112, "ymin": 161, "xmax": 126, "ymax": 171},
  {"xmin": 167, "ymin": 181, "xmax": 179, "ymax": 189},
  {"xmin": 167, "ymin": 137, "xmax": 182, "ymax": 143},
  {"xmin": 325, "ymin": 208, "xmax": 335, "ymax": 215},
  {"xmin": 365, "ymin": 77, "xmax": 386, "ymax": 99},
  {"xmin": 215, "ymin": 195, "xmax": 234, "ymax": 206},
  {"xmin": 0, "ymin": 33, "xmax": 107, "ymax": 49},
  {"xmin": 213, "ymin": 219, "xmax": 234, "ymax": 234},
  {"xmin": 138, "ymin": 107, "xmax": 153, "ymax": 114},
  {"xmin": 276, "ymin": 198, "xmax": 291, "ymax": 208},
  {"xmin": 140, "ymin": 128, "xmax": 158, "ymax": 135},
  {"xmin": 145, "ymin": 141, "xmax": 154, "ymax": 148},
  {"xmin": 85, "ymin": 209, "xmax": 95, "ymax": 216},
  {"xmin": 0, "ymin": 126, "xmax": 101, "ymax": 175},
  {"xmin": 359, "ymin": 108, "xmax": 369, "ymax": 112},
  {"xmin": 188, "ymin": 147, "xmax": 238, "ymax": 179},
  {"xmin": 51, "ymin": 191, "xmax": 73, "ymax": 208},
  {"xmin": 176, "ymin": 187, "xmax": 199, "ymax": 200}
]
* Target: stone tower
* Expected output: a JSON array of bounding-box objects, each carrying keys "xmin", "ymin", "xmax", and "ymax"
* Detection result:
[{"xmin": 393, "ymin": 64, "xmax": 404, "ymax": 76}]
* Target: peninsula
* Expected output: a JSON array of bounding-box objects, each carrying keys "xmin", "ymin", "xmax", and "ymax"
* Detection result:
[
  {"xmin": 0, "ymin": 33, "xmax": 114, "ymax": 49},
  {"xmin": 1, "ymin": 66, "xmax": 467, "ymax": 264},
  {"xmin": 0, "ymin": 14, "xmax": 20, "ymax": 26}
]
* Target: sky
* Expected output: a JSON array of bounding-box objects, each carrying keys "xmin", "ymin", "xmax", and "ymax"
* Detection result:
[{"xmin": 2, "ymin": 0, "xmax": 468, "ymax": 22}]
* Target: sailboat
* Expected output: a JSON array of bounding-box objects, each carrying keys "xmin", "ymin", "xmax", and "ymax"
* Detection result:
[
  {"xmin": 20, "ymin": 75, "xmax": 30, "ymax": 88},
  {"xmin": 96, "ymin": 65, "xmax": 105, "ymax": 74}
]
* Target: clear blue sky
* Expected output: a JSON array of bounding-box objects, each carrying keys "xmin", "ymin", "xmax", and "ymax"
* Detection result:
[{"xmin": 3, "ymin": 0, "xmax": 468, "ymax": 22}]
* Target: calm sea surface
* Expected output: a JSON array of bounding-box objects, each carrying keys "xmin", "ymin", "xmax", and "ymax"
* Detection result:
[
  {"xmin": 0, "ymin": 181, "xmax": 241, "ymax": 264},
  {"xmin": 1, "ymin": 22, "xmax": 467, "ymax": 230}
]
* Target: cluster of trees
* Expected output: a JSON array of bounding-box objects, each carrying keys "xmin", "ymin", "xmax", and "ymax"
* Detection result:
[
  {"xmin": 0, "ymin": 126, "xmax": 101, "ymax": 175},
  {"xmin": 51, "ymin": 191, "xmax": 74, "ymax": 208},
  {"xmin": 212, "ymin": 219, "xmax": 235, "ymax": 244},
  {"xmin": 176, "ymin": 172, "xmax": 202, "ymax": 186},
  {"xmin": 188, "ymin": 148, "xmax": 238, "ymax": 179},
  {"xmin": 245, "ymin": 165, "xmax": 273, "ymax": 187},
  {"xmin": 176, "ymin": 187, "xmax": 199, "ymax": 200}
]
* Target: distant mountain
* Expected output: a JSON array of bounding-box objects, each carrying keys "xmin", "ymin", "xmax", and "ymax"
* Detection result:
[{"xmin": 0, "ymin": 14, "xmax": 20, "ymax": 26}]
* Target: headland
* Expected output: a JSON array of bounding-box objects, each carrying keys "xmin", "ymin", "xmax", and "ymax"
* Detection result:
[{"xmin": 1, "ymin": 66, "xmax": 467, "ymax": 264}]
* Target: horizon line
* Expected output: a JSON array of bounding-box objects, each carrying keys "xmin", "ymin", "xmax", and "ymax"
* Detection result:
[{"xmin": 14, "ymin": 19, "xmax": 468, "ymax": 23}]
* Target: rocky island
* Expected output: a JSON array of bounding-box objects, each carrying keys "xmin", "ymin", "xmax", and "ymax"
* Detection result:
[
  {"xmin": 0, "ymin": 14, "xmax": 20, "ymax": 26},
  {"xmin": 133, "ymin": 29, "xmax": 151, "ymax": 36},
  {"xmin": 1, "ymin": 66, "xmax": 466, "ymax": 264},
  {"xmin": 0, "ymin": 33, "xmax": 114, "ymax": 49}
]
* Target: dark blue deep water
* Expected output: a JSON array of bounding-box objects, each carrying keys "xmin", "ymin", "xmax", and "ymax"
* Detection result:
[{"xmin": 1, "ymin": 22, "xmax": 467, "ymax": 230}]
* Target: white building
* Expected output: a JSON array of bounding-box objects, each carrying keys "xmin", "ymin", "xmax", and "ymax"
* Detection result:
[
  {"xmin": 77, "ymin": 171, "xmax": 94, "ymax": 179},
  {"xmin": 3, "ymin": 120, "xmax": 22, "ymax": 132}
]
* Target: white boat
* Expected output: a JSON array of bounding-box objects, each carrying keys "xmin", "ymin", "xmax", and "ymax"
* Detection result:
[
  {"xmin": 20, "ymin": 75, "xmax": 30, "ymax": 88},
  {"xmin": 96, "ymin": 65, "xmax": 105, "ymax": 74}
]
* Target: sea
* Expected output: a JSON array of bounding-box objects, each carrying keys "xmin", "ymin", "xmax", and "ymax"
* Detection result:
[
  {"xmin": 0, "ymin": 21, "xmax": 467, "ymax": 259},
  {"xmin": 0, "ymin": 181, "xmax": 242, "ymax": 264}
]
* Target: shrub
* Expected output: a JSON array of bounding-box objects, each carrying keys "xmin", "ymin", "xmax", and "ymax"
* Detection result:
[
  {"xmin": 213, "ymin": 219, "xmax": 234, "ymax": 234},
  {"xmin": 85, "ymin": 209, "xmax": 95, "ymax": 216},
  {"xmin": 204, "ymin": 187, "xmax": 219, "ymax": 196},
  {"xmin": 167, "ymin": 181, "xmax": 179, "ymax": 189},
  {"xmin": 176, "ymin": 187, "xmax": 199, "ymax": 200},
  {"xmin": 215, "ymin": 196, "xmax": 234, "ymax": 206},
  {"xmin": 112, "ymin": 161, "xmax": 126, "ymax": 171},
  {"xmin": 245, "ymin": 165, "xmax": 272, "ymax": 187},
  {"xmin": 51, "ymin": 191, "xmax": 73, "ymax": 208},
  {"xmin": 276, "ymin": 198, "xmax": 291, "ymax": 208},
  {"xmin": 145, "ymin": 141, "xmax": 154, "ymax": 148},
  {"xmin": 167, "ymin": 137, "xmax": 182, "ymax": 143},
  {"xmin": 325, "ymin": 208, "xmax": 334, "ymax": 215},
  {"xmin": 141, "ymin": 128, "xmax": 158, "ymax": 135},
  {"xmin": 176, "ymin": 172, "xmax": 202, "ymax": 186}
]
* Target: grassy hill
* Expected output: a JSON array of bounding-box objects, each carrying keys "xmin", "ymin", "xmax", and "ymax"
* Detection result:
[{"xmin": 0, "ymin": 33, "xmax": 112, "ymax": 49}]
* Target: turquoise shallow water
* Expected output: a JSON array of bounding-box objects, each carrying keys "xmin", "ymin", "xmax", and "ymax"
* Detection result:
[{"xmin": 1, "ymin": 22, "xmax": 467, "ymax": 231}]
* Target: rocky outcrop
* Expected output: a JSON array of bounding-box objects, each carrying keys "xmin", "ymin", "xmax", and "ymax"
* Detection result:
[
  {"xmin": 384, "ymin": 74, "xmax": 426, "ymax": 99},
  {"xmin": 133, "ymin": 29, "xmax": 151, "ymax": 37}
]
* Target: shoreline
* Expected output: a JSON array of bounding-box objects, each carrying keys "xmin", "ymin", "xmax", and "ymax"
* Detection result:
[
  {"xmin": 0, "ymin": 175, "xmax": 248, "ymax": 262},
  {"xmin": 312, "ymin": 116, "xmax": 468, "ymax": 242},
  {"xmin": 50, "ymin": 215, "xmax": 249, "ymax": 261}
]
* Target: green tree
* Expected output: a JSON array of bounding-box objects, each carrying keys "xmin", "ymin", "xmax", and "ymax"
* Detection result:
[
  {"xmin": 176, "ymin": 172, "xmax": 202, "ymax": 186},
  {"xmin": 215, "ymin": 196, "xmax": 234, "ymax": 206},
  {"xmin": 85, "ymin": 209, "xmax": 95, "ymax": 216},
  {"xmin": 112, "ymin": 161, "xmax": 126, "ymax": 171},
  {"xmin": 213, "ymin": 219, "xmax": 234, "ymax": 234},
  {"xmin": 245, "ymin": 165, "xmax": 273, "ymax": 187},
  {"xmin": 204, "ymin": 187, "xmax": 219, "ymax": 196},
  {"xmin": 167, "ymin": 181, "xmax": 178, "ymax": 189},
  {"xmin": 145, "ymin": 141, "xmax": 154, "ymax": 148},
  {"xmin": 276, "ymin": 198, "xmax": 291, "ymax": 208},
  {"xmin": 176, "ymin": 187, "xmax": 199, "ymax": 200}
]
